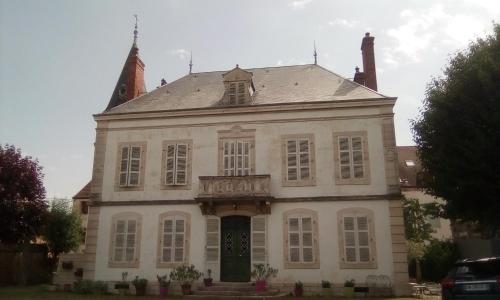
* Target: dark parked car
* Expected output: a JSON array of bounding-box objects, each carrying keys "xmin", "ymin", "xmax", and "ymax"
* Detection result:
[{"xmin": 442, "ymin": 257, "xmax": 500, "ymax": 299}]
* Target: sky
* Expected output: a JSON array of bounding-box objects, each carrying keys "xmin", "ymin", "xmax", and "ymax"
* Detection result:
[{"xmin": 1, "ymin": 0, "xmax": 499, "ymax": 199}]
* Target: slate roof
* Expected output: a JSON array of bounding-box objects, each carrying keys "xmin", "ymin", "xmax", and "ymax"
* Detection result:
[
  {"xmin": 73, "ymin": 181, "xmax": 91, "ymax": 200},
  {"xmin": 102, "ymin": 64, "xmax": 392, "ymax": 115}
]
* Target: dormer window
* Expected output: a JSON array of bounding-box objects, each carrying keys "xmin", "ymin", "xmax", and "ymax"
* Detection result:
[{"xmin": 222, "ymin": 65, "xmax": 254, "ymax": 106}]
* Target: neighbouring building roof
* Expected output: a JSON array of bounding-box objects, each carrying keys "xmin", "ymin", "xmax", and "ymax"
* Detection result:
[
  {"xmin": 73, "ymin": 181, "xmax": 91, "ymax": 200},
  {"xmin": 102, "ymin": 64, "xmax": 392, "ymax": 115},
  {"xmin": 397, "ymin": 146, "xmax": 422, "ymax": 188}
]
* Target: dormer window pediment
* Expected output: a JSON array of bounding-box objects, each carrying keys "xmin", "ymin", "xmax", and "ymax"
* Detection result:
[{"xmin": 222, "ymin": 65, "xmax": 254, "ymax": 106}]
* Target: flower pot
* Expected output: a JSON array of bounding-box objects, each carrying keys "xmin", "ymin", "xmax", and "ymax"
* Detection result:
[
  {"xmin": 322, "ymin": 287, "xmax": 333, "ymax": 297},
  {"xmin": 159, "ymin": 286, "xmax": 169, "ymax": 297},
  {"xmin": 294, "ymin": 287, "xmax": 303, "ymax": 297},
  {"xmin": 181, "ymin": 283, "xmax": 192, "ymax": 295},
  {"xmin": 255, "ymin": 280, "xmax": 267, "ymax": 292},
  {"xmin": 344, "ymin": 286, "xmax": 355, "ymax": 297},
  {"xmin": 204, "ymin": 278, "xmax": 213, "ymax": 287},
  {"xmin": 135, "ymin": 285, "xmax": 147, "ymax": 296}
]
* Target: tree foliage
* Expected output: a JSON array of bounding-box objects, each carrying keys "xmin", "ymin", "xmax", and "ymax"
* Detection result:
[
  {"xmin": 403, "ymin": 197, "xmax": 434, "ymax": 243},
  {"xmin": 412, "ymin": 23, "xmax": 500, "ymax": 237},
  {"xmin": 42, "ymin": 199, "xmax": 82, "ymax": 262},
  {"xmin": 421, "ymin": 240, "xmax": 459, "ymax": 282},
  {"xmin": 0, "ymin": 144, "xmax": 47, "ymax": 244}
]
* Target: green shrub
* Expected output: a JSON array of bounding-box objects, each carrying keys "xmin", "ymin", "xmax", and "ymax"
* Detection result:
[
  {"xmin": 421, "ymin": 239, "xmax": 459, "ymax": 282},
  {"xmin": 73, "ymin": 280, "xmax": 108, "ymax": 295}
]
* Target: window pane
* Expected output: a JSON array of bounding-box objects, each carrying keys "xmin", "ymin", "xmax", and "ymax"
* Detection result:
[
  {"xmin": 299, "ymin": 140, "xmax": 309, "ymax": 153},
  {"xmin": 302, "ymin": 218, "xmax": 312, "ymax": 231},
  {"xmin": 340, "ymin": 151, "xmax": 350, "ymax": 165},
  {"xmin": 162, "ymin": 248, "xmax": 172, "ymax": 262},
  {"xmin": 351, "ymin": 137, "xmax": 362, "ymax": 150},
  {"xmin": 354, "ymin": 165, "xmax": 364, "ymax": 178},
  {"xmin": 177, "ymin": 144, "xmax": 187, "ymax": 157},
  {"xmin": 167, "ymin": 144, "xmax": 175, "ymax": 157},
  {"xmin": 302, "ymin": 233, "xmax": 312, "ymax": 246},
  {"xmin": 290, "ymin": 248, "xmax": 300, "ymax": 262},
  {"xmin": 287, "ymin": 154, "xmax": 297, "ymax": 167},
  {"xmin": 299, "ymin": 153, "xmax": 309, "ymax": 167},
  {"xmin": 120, "ymin": 160, "xmax": 128, "ymax": 172},
  {"xmin": 344, "ymin": 217, "xmax": 354, "ymax": 230},
  {"xmin": 288, "ymin": 167, "xmax": 297, "ymax": 181},
  {"xmin": 116, "ymin": 220, "xmax": 125, "ymax": 233},
  {"xmin": 114, "ymin": 248, "xmax": 123, "ymax": 262},
  {"xmin": 127, "ymin": 220, "xmax": 136, "ymax": 233},
  {"xmin": 175, "ymin": 219, "xmax": 185, "ymax": 233},
  {"xmin": 357, "ymin": 217, "xmax": 368, "ymax": 230},
  {"xmin": 115, "ymin": 233, "xmax": 124, "ymax": 247},
  {"xmin": 345, "ymin": 232, "xmax": 355, "ymax": 247},
  {"xmin": 352, "ymin": 150, "xmax": 363, "ymax": 164},
  {"xmin": 121, "ymin": 147, "xmax": 129, "ymax": 160},
  {"xmin": 130, "ymin": 159, "xmax": 140, "ymax": 172},
  {"xmin": 339, "ymin": 137, "xmax": 349, "ymax": 151},
  {"xmin": 300, "ymin": 167, "xmax": 309, "ymax": 180},
  {"xmin": 303, "ymin": 248, "xmax": 313, "ymax": 262},
  {"xmin": 358, "ymin": 232, "xmax": 369, "ymax": 246},
  {"xmin": 119, "ymin": 173, "xmax": 127, "ymax": 186},
  {"xmin": 129, "ymin": 173, "xmax": 139, "ymax": 185},
  {"xmin": 126, "ymin": 234, "xmax": 135, "ymax": 247},
  {"xmin": 164, "ymin": 220, "xmax": 173, "ymax": 233},
  {"xmin": 289, "ymin": 233, "xmax": 300, "ymax": 246},
  {"xmin": 175, "ymin": 234, "xmax": 184, "ymax": 247},
  {"xmin": 359, "ymin": 248, "xmax": 370, "ymax": 262},
  {"xmin": 289, "ymin": 218, "xmax": 299, "ymax": 231},
  {"xmin": 163, "ymin": 234, "xmax": 172, "ymax": 247},
  {"xmin": 346, "ymin": 248, "xmax": 356, "ymax": 262},
  {"xmin": 341, "ymin": 166, "xmax": 351, "ymax": 179},
  {"xmin": 131, "ymin": 147, "xmax": 141, "ymax": 159},
  {"xmin": 174, "ymin": 248, "xmax": 184, "ymax": 262},
  {"xmin": 125, "ymin": 248, "xmax": 134, "ymax": 261},
  {"xmin": 287, "ymin": 140, "xmax": 297, "ymax": 154}
]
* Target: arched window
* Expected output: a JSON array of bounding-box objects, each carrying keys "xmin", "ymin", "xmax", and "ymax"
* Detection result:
[{"xmin": 108, "ymin": 212, "xmax": 142, "ymax": 268}]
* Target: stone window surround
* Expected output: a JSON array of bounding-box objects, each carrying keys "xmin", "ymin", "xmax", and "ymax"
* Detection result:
[
  {"xmin": 160, "ymin": 140, "xmax": 193, "ymax": 190},
  {"xmin": 333, "ymin": 131, "xmax": 371, "ymax": 185},
  {"xmin": 217, "ymin": 126, "xmax": 256, "ymax": 176},
  {"xmin": 156, "ymin": 211, "xmax": 191, "ymax": 268},
  {"xmin": 282, "ymin": 208, "xmax": 320, "ymax": 269},
  {"xmin": 337, "ymin": 207, "xmax": 377, "ymax": 269},
  {"xmin": 114, "ymin": 141, "xmax": 147, "ymax": 192},
  {"xmin": 281, "ymin": 134, "xmax": 316, "ymax": 187},
  {"xmin": 108, "ymin": 212, "xmax": 142, "ymax": 268}
]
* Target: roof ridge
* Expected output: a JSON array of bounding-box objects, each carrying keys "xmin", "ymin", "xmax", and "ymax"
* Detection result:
[{"xmin": 189, "ymin": 63, "xmax": 316, "ymax": 75}]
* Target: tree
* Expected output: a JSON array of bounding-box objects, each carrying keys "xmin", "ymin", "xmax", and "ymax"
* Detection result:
[
  {"xmin": 0, "ymin": 144, "xmax": 47, "ymax": 244},
  {"xmin": 42, "ymin": 198, "xmax": 82, "ymax": 267},
  {"xmin": 412, "ymin": 23, "xmax": 500, "ymax": 237},
  {"xmin": 403, "ymin": 197, "xmax": 434, "ymax": 282}
]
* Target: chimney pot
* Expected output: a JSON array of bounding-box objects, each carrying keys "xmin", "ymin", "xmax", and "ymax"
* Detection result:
[{"xmin": 365, "ymin": 32, "xmax": 370, "ymax": 37}]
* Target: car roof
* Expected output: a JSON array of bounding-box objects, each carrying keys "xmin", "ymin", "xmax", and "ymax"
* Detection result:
[{"xmin": 455, "ymin": 257, "xmax": 500, "ymax": 265}]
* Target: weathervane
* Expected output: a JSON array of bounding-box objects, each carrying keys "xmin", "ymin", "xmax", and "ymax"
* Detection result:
[
  {"xmin": 313, "ymin": 41, "xmax": 318, "ymax": 65},
  {"xmin": 133, "ymin": 14, "xmax": 138, "ymax": 45},
  {"xmin": 189, "ymin": 51, "xmax": 193, "ymax": 74}
]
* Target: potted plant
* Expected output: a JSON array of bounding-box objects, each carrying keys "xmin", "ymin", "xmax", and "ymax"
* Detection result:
[
  {"xmin": 132, "ymin": 276, "xmax": 148, "ymax": 296},
  {"xmin": 294, "ymin": 281, "xmax": 304, "ymax": 297},
  {"xmin": 321, "ymin": 280, "xmax": 332, "ymax": 297},
  {"xmin": 115, "ymin": 272, "xmax": 130, "ymax": 295},
  {"xmin": 343, "ymin": 279, "xmax": 355, "ymax": 297},
  {"xmin": 169, "ymin": 264, "xmax": 202, "ymax": 295},
  {"xmin": 203, "ymin": 269, "xmax": 213, "ymax": 287},
  {"xmin": 250, "ymin": 263, "xmax": 278, "ymax": 292},
  {"xmin": 157, "ymin": 274, "xmax": 170, "ymax": 297}
]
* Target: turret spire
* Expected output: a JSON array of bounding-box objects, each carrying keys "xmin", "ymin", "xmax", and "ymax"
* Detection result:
[{"xmin": 313, "ymin": 41, "xmax": 318, "ymax": 65}]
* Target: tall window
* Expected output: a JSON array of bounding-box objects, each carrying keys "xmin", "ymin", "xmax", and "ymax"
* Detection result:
[
  {"xmin": 166, "ymin": 143, "xmax": 188, "ymax": 185},
  {"xmin": 109, "ymin": 212, "xmax": 141, "ymax": 268},
  {"xmin": 282, "ymin": 134, "xmax": 316, "ymax": 186},
  {"xmin": 228, "ymin": 82, "xmax": 247, "ymax": 105},
  {"xmin": 333, "ymin": 132, "xmax": 370, "ymax": 185},
  {"xmin": 119, "ymin": 146, "xmax": 142, "ymax": 186},
  {"xmin": 157, "ymin": 212, "xmax": 190, "ymax": 267},
  {"xmin": 338, "ymin": 136, "xmax": 364, "ymax": 179},
  {"xmin": 283, "ymin": 208, "xmax": 319, "ymax": 269},
  {"xmin": 223, "ymin": 140, "xmax": 251, "ymax": 176},
  {"xmin": 338, "ymin": 208, "xmax": 377, "ymax": 269}
]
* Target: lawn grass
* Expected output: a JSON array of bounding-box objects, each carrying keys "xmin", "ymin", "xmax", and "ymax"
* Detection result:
[{"xmin": 0, "ymin": 285, "xmax": 422, "ymax": 300}]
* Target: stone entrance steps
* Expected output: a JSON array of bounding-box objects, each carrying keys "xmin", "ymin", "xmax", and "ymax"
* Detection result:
[{"xmin": 190, "ymin": 282, "xmax": 284, "ymax": 298}]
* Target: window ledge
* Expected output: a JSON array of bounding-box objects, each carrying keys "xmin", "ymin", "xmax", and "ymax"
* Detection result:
[
  {"xmin": 108, "ymin": 261, "xmax": 140, "ymax": 268},
  {"xmin": 339, "ymin": 261, "xmax": 377, "ymax": 269},
  {"xmin": 284, "ymin": 262, "xmax": 320, "ymax": 269}
]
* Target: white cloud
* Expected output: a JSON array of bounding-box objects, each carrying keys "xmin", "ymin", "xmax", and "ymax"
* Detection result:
[
  {"xmin": 289, "ymin": 0, "xmax": 312, "ymax": 10},
  {"xmin": 383, "ymin": 3, "xmax": 495, "ymax": 68},
  {"xmin": 328, "ymin": 18, "xmax": 358, "ymax": 28},
  {"xmin": 170, "ymin": 49, "xmax": 189, "ymax": 60}
]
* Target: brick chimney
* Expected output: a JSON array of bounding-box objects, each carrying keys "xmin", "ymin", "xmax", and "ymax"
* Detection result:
[
  {"xmin": 360, "ymin": 32, "xmax": 377, "ymax": 91},
  {"xmin": 353, "ymin": 66, "xmax": 366, "ymax": 86},
  {"xmin": 105, "ymin": 27, "xmax": 146, "ymax": 111}
]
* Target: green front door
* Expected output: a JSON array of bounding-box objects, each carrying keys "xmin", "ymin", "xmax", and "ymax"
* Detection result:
[{"xmin": 221, "ymin": 216, "xmax": 251, "ymax": 282}]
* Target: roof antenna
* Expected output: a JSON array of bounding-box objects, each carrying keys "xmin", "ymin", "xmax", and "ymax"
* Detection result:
[
  {"xmin": 133, "ymin": 14, "xmax": 138, "ymax": 46},
  {"xmin": 189, "ymin": 51, "xmax": 193, "ymax": 74},
  {"xmin": 313, "ymin": 41, "xmax": 318, "ymax": 65}
]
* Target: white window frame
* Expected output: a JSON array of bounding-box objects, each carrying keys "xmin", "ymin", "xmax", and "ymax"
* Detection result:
[
  {"xmin": 333, "ymin": 131, "xmax": 370, "ymax": 185},
  {"xmin": 338, "ymin": 135, "xmax": 364, "ymax": 180},
  {"xmin": 222, "ymin": 139, "xmax": 252, "ymax": 176},
  {"xmin": 282, "ymin": 134, "xmax": 316, "ymax": 186},
  {"xmin": 119, "ymin": 145, "xmax": 142, "ymax": 187},
  {"xmin": 157, "ymin": 211, "xmax": 190, "ymax": 268},
  {"xmin": 109, "ymin": 212, "xmax": 141, "ymax": 268},
  {"xmin": 283, "ymin": 208, "xmax": 319, "ymax": 269},
  {"xmin": 165, "ymin": 143, "xmax": 188, "ymax": 185}
]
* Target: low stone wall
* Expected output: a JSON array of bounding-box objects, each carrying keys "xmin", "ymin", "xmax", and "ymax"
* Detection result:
[{"xmin": 53, "ymin": 253, "xmax": 84, "ymax": 290}]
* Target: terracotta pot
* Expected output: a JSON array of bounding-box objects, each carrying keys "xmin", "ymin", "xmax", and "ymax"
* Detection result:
[
  {"xmin": 255, "ymin": 280, "xmax": 267, "ymax": 292},
  {"xmin": 294, "ymin": 287, "xmax": 303, "ymax": 297},
  {"xmin": 159, "ymin": 286, "xmax": 168, "ymax": 297},
  {"xmin": 181, "ymin": 283, "xmax": 192, "ymax": 295},
  {"xmin": 204, "ymin": 278, "xmax": 213, "ymax": 287}
]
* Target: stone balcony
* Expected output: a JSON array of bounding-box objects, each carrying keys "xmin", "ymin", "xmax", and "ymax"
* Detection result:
[{"xmin": 196, "ymin": 175, "xmax": 272, "ymax": 215}]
